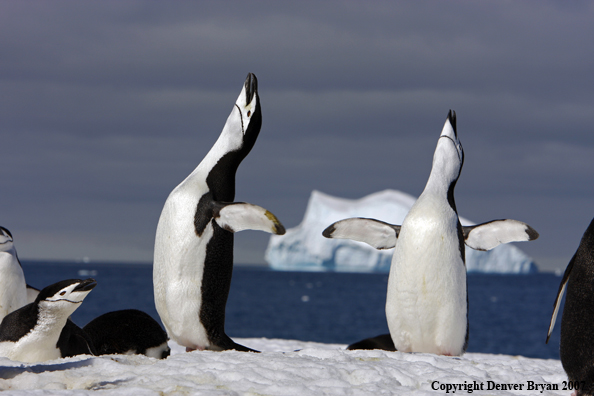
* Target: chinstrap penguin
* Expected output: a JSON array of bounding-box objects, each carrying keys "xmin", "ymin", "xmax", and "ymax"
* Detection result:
[
  {"xmin": 324, "ymin": 110, "xmax": 539, "ymax": 355},
  {"xmin": 0, "ymin": 278, "xmax": 96, "ymax": 363},
  {"xmin": 153, "ymin": 73, "xmax": 285, "ymax": 352},
  {"xmin": 0, "ymin": 227, "xmax": 28, "ymax": 322},
  {"xmin": 547, "ymin": 218, "xmax": 594, "ymax": 396},
  {"xmin": 83, "ymin": 309, "xmax": 170, "ymax": 358}
]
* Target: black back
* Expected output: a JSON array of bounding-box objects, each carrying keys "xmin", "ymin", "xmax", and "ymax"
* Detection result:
[
  {"xmin": 83, "ymin": 309, "xmax": 169, "ymax": 358},
  {"xmin": 560, "ymin": 218, "xmax": 594, "ymax": 394},
  {"xmin": 58, "ymin": 319, "xmax": 96, "ymax": 357},
  {"xmin": 0, "ymin": 303, "xmax": 39, "ymax": 342}
]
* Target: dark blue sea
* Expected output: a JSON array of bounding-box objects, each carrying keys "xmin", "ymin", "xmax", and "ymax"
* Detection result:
[{"xmin": 21, "ymin": 261, "xmax": 563, "ymax": 360}]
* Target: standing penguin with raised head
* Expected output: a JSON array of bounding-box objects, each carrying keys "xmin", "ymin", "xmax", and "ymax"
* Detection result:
[
  {"xmin": 0, "ymin": 278, "xmax": 96, "ymax": 363},
  {"xmin": 153, "ymin": 73, "xmax": 285, "ymax": 352},
  {"xmin": 547, "ymin": 218, "xmax": 594, "ymax": 395},
  {"xmin": 324, "ymin": 111, "xmax": 539, "ymax": 355}
]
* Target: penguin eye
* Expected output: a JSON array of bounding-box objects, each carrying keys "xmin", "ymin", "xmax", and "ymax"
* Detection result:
[
  {"xmin": 60, "ymin": 291, "xmax": 66, "ymax": 296},
  {"xmin": 247, "ymin": 110, "xmax": 251, "ymax": 117}
]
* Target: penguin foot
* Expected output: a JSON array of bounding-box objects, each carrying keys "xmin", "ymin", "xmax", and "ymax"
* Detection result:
[
  {"xmin": 226, "ymin": 341, "xmax": 259, "ymax": 353},
  {"xmin": 210, "ymin": 335, "xmax": 260, "ymax": 352},
  {"xmin": 347, "ymin": 334, "xmax": 397, "ymax": 351}
]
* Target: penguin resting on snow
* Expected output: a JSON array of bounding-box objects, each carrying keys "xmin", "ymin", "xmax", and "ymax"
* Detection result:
[
  {"xmin": 0, "ymin": 278, "xmax": 96, "ymax": 363},
  {"xmin": 547, "ymin": 218, "xmax": 594, "ymax": 396},
  {"xmin": 83, "ymin": 309, "xmax": 170, "ymax": 358},
  {"xmin": 153, "ymin": 73, "xmax": 285, "ymax": 352},
  {"xmin": 324, "ymin": 110, "xmax": 539, "ymax": 355}
]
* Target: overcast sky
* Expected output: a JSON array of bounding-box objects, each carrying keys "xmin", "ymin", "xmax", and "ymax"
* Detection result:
[{"xmin": 2, "ymin": 1, "xmax": 593, "ymax": 271}]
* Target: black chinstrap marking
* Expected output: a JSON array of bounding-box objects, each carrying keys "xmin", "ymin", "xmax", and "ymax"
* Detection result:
[{"xmin": 235, "ymin": 104, "xmax": 244, "ymax": 134}]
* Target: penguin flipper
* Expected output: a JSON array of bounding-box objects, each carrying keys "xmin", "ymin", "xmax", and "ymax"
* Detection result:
[
  {"xmin": 214, "ymin": 202, "xmax": 285, "ymax": 235},
  {"xmin": 463, "ymin": 219, "xmax": 539, "ymax": 251},
  {"xmin": 322, "ymin": 218, "xmax": 400, "ymax": 250},
  {"xmin": 546, "ymin": 253, "xmax": 575, "ymax": 343}
]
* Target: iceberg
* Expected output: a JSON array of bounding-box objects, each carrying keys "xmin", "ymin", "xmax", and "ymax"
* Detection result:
[{"xmin": 265, "ymin": 190, "xmax": 538, "ymax": 273}]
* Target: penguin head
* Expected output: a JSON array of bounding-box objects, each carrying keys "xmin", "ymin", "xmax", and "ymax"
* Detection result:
[
  {"xmin": 431, "ymin": 110, "xmax": 464, "ymax": 186},
  {"xmin": 36, "ymin": 278, "xmax": 97, "ymax": 315},
  {"xmin": 0, "ymin": 226, "xmax": 15, "ymax": 253},
  {"xmin": 218, "ymin": 73, "xmax": 262, "ymax": 160}
]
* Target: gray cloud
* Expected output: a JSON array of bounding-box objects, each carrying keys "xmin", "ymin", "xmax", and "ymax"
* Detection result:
[{"xmin": 1, "ymin": 1, "xmax": 593, "ymax": 270}]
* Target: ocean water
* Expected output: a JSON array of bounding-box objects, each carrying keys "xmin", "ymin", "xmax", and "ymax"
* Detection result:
[{"xmin": 20, "ymin": 261, "xmax": 563, "ymax": 360}]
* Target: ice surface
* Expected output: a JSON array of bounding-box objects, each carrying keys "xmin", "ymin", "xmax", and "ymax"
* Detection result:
[
  {"xmin": 265, "ymin": 190, "xmax": 538, "ymax": 273},
  {"xmin": 0, "ymin": 338, "xmax": 566, "ymax": 395}
]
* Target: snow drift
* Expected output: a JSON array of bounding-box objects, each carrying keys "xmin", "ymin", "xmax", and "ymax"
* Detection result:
[{"xmin": 0, "ymin": 339, "xmax": 566, "ymax": 395}]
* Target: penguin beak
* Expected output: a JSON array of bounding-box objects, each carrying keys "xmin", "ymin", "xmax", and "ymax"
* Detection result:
[
  {"xmin": 447, "ymin": 109, "xmax": 457, "ymax": 139},
  {"xmin": 73, "ymin": 278, "xmax": 97, "ymax": 292},
  {"xmin": 244, "ymin": 73, "xmax": 258, "ymax": 105},
  {"xmin": 439, "ymin": 109, "xmax": 464, "ymax": 164},
  {"xmin": 440, "ymin": 110, "xmax": 458, "ymax": 141}
]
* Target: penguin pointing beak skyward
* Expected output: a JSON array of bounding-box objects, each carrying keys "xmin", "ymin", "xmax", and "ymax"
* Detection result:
[
  {"xmin": 324, "ymin": 110, "xmax": 538, "ymax": 355},
  {"xmin": 153, "ymin": 73, "xmax": 285, "ymax": 353}
]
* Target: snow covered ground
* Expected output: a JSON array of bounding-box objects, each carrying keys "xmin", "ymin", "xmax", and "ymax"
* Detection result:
[{"xmin": 0, "ymin": 338, "xmax": 567, "ymax": 395}]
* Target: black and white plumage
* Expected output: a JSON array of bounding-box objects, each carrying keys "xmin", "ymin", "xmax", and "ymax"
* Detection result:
[
  {"xmin": 324, "ymin": 111, "xmax": 538, "ymax": 355},
  {"xmin": 0, "ymin": 278, "xmax": 96, "ymax": 363},
  {"xmin": 547, "ymin": 218, "xmax": 594, "ymax": 395},
  {"xmin": 153, "ymin": 73, "xmax": 285, "ymax": 352},
  {"xmin": 0, "ymin": 227, "xmax": 28, "ymax": 322},
  {"xmin": 83, "ymin": 309, "xmax": 170, "ymax": 358}
]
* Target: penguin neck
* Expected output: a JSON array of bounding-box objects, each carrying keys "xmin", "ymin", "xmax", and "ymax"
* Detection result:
[
  {"xmin": 182, "ymin": 97, "xmax": 261, "ymax": 202},
  {"xmin": 191, "ymin": 137, "xmax": 248, "ymax": 202},
  {"xmin": 422, "ymin": 164, "xmax": 459, "ymax": 214},
  {"xmin": 36, "ymin": 303, "xmax": 77, "ymax": 339}
]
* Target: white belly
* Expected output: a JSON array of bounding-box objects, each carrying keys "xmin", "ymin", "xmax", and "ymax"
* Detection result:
[
  {"xmin": 0, "ymin": 340, "xmax": 62, "ymax": 363},
  {"xmin": 385, "ymin": 198, "xmax": 467, "ymax": 355},
  {"xmin": 153, "ymin": 189, "xmax": 211, "ymax": 349}
]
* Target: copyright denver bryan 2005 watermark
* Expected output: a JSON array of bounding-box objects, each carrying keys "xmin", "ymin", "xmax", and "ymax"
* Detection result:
[{"xmin": 430, "ymin": 380, "xmax": 580, "ymax": 394}]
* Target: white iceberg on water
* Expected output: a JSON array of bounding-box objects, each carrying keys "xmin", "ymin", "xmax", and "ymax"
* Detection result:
[{"xmin": 265, "ymin": 190, "xmax": 538, "ymax": 273}]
